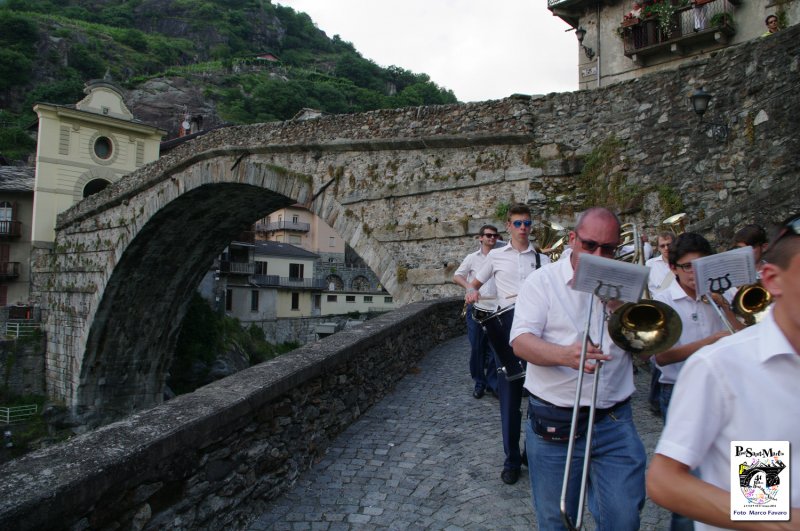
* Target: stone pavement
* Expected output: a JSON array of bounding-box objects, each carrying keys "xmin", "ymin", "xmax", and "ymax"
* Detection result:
[{"xmin": 247, "ymin": 334, "xmax": 671, "ymax": 530}]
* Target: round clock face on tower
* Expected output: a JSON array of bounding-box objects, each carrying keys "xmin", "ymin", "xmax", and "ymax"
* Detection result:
[{"xmin": 93, "ymin": 136, "xmax": 113, "ymax": 159}]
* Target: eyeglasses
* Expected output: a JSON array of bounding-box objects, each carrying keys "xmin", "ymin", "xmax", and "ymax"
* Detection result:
[
  {"xmin": 674, "ymin": 262, "xmax": 694, "ymax": 272},
  {"xmin": 482, "ymin": 233, "xmax": 498, "ymax": 238},
  {"xmin": 658, "ymin": 243, "xmax": 671, "ymax": 249},
  {"xmin": 575, "ymin": 233, "xmax": 617, "ymax": 256},
  {"xmin": 511, "ymin": 220, "xmax": 532, "ymax": 228}
]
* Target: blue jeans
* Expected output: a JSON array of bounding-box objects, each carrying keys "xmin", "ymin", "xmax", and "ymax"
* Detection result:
[
  {"xmin": 525, "ymin": 396, "xmax": 646, "ymax": 531},
  {"xmin": 648, "ymin": 359, "xmax": 662, "ymax": 410},
  {"xmin": 466, "ymin": 305, "xmax": 497, "ymax": 392}
]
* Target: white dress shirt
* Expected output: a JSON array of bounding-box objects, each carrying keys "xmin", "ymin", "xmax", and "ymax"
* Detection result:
[
  {"xmin": 455, "ymin": 248, "xmax": 497, "ymax": 298},
  {"xmin": 653, "ymin": 280, "xmax": 726, "ymax": 385},
  {"xmin": 645, "ymin": 254, "xmax": 674, "ymax": 293},
  {"xmin": 474, "ymin": 243, "xmax": 550, "ymax": 309},
  {"xmin": 510, "ymin": 258, "xmax": 636, "ymax": 408},
  {"xmin": 655, "ymin": 311, "xmax": 800, "ymax": 531}
]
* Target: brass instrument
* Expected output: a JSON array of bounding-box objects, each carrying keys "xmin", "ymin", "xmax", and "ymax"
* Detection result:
[
  {"xmin": 609, "ymin": 222, "xmax": 682, "ymax": 354},
  {"xmin": 616, "ymin": 223, "xmax": 637, "ymax": 262},
  {"xmin": 539, "ymin": 220, "xmax": 567, "ymax": 261},
  {"xmin": 608, "ymin": 300, "xmax": 682, "ymax": 356},
  {"xmin": 732, "ymin": 282, "xmax": 773, "ymax": 326},
  {"xmin": 662, "ymin": 212, "xmax": 687, "ymax": 234}
]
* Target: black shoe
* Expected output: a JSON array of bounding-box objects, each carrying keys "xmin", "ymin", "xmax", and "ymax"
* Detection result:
[
  {"xmin": 501, "ymin": 468, "xmax": 520, "ymax": 485},
  {"xmin": 473, "ymin": 387, "xmax": 485, "ymax": 399}
]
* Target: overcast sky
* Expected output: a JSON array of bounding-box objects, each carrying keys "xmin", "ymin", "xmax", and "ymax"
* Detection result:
[{"xmin": 275, "ymin": 1, "xmax": 578, "ymax": 103}]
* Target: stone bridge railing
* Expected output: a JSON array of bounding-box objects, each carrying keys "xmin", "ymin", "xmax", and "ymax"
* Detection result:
[{"xmin": 0, "ymin": 298, "xmax": 464, "ymax": 530}]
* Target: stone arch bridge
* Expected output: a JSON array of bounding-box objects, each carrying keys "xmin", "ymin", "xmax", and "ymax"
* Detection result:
[{"xmin": 33, "ymin": 26, "xmax": 800, "ymax": 425}]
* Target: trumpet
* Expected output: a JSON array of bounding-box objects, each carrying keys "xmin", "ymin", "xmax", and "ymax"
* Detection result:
[{"xmin": 732, "ymin": 282, "xmax": 773, "ymax": 326}]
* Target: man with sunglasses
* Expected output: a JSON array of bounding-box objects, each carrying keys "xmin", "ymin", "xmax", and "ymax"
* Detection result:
[
  {"xmin": 454, "ymin": 224, "xmax": 502, "ymax": 399},
  {"xmin": 510, "ymin": 207, "xmax": 647, "ymax": 530},
  {"xmin": 465, "ymin": 204, "xmax": 550, "ymax": 485},
  {"xmin": 648, "ymin": 214, "xmax": 800, "ymax": 528}
]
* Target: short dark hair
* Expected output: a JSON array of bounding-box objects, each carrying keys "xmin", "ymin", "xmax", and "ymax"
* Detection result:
[
  {"xmin": 668, "ymin": 232, "xmax": 713, "ymax": 266},
  {"xmin": 479, "ymin": 224, "xmax": 498, "ymax": 236},
  {"xmin": 732, "ymin": 224, "xmax": 767, "ymax": 247},
  {"xmin": 763, "ymin": 214, "xmax": 800, "ymax": 268},
  {"xmin": 657, "ymin": 230, "xmax": 676, "ymax": 241},
  {"xmin": 766, "ymin": 14, "xmax": 778, "ymax": 24},
  {"xmin": 507, "ymin": 203, "xmax": 531, "ymax": 219}
]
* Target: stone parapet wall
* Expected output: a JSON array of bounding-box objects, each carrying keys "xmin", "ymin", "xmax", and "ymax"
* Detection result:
[{"xmin": 0, "ymin": 298, "xmax": 464, "ymax": 531}]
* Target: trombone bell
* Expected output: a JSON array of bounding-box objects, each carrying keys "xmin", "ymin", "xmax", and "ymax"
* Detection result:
[{"xmin": 608, "ymin": 300, "xmax": 682, "ymax": 356}]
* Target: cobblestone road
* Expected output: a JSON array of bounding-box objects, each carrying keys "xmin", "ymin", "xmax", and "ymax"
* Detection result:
[{"xmin": 248, "ymin": 334, "xmax": 670, "ymax": 530}]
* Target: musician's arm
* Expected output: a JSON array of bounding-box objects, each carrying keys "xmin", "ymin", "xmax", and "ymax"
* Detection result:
[
  {"xmin": 512, "ymin": 333, "xmax": 609, "ymax": 372},
  {"xmin": 647, "ymin": 454, "xmax": 800, "ymax": 530},
  {"xmin": 654, "ymin": 333, "xmax": 728, "ymax": 366},
  {"xmin": 452, "ymin": 274, "xmax": 471, "ymax": 290}
]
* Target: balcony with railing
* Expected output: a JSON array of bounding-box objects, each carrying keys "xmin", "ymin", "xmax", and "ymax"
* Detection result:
[
  {"xmin": 218, "ymin": 261, "xmax": 255, "ymax": 275},
  {"xmin": 619, "ymin": 0, "xmax": 737, "ymax": 61},
  {"xmin": 254, "ymin": 221, "xmax": 311, "ymax": 233},
  {"xmin": 0, "ymin": 262, "xmax": 20, "ymax": 279},
  {"xmin": 252, "ymin": 275, "xmax": 326, "ymax": 290},
  {"xmin": 0, "ymin": 220, "xmax": 21, "ymax": 238}
]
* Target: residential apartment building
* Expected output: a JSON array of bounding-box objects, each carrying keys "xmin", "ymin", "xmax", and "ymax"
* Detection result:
[
  {"xmin": 213, "ymin": 205, "xmax": 395, "ymax": 343},
  {"xmin": 0, "ymin": 166, "xmax": 34, "ymax": 307},
  {"xmin": 550, "ymin": 0, "xmax": 798, "ymax": 89}
]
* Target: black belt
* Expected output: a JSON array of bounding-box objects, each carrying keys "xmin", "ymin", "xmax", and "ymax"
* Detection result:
[{"xmin": 529, "ymin": 393, "xmax": 631, "ymax": 416}]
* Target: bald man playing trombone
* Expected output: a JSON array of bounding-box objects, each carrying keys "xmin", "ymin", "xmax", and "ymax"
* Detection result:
[{"xmin": 510, "ymin": 207, "xmax": 647, "ymax": 530}]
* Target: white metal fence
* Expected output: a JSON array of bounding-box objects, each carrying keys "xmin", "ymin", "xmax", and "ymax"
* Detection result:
[{"xmin": 0, "ymin": 404, "xmax": 38, "ymax": 425}]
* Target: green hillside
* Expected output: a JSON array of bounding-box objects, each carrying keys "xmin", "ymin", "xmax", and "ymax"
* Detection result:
[{"xmin": 0, "ymin": 0, "xmax": 457, "ymax": 162}]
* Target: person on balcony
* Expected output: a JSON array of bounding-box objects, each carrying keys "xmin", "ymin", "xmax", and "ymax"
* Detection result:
[{"xmin": 762, "ymin": 14, "xmax": 780, "ymax": 36}]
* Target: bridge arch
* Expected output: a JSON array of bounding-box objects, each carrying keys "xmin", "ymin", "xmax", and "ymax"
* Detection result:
[{"xmin": 40, "ymin": 145, "xmax": 433, "ymax": 425}]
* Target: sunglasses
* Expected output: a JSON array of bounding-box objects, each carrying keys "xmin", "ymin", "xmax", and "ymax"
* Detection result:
[
  {"xmin": 482, "ymin": 233, "xmax": 499, "ymax": 238},
  {"xmin": 674, "ymin": 262, "xmax": 693, "ymax": 271},
  {"xmin": 575, "ymin": 233, "xmax": 617, "ymax": 256},
  {"xmin": 511, "ymin": 220, "xmax": 532, "ymax": 228}
]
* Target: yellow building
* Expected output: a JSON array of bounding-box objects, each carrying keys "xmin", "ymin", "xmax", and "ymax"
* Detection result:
[{"xmin": 31, "ymin": 79, "xmax": 165, "ymax": 247}]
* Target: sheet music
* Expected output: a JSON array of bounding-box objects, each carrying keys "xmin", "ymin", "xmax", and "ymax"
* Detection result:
[
  {"xmin": 572, "ymin": 254, "xmax": 648, "ymax": 303},
  {"xmin": 693, "ymin": 246, "xmax": 757, "ymax": 299}
]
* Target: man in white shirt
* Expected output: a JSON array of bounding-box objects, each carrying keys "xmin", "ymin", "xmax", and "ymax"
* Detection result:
[
  {"xmin": 644, "ymin": 230, "xmax": 676, "ymax": 415},
  {"xmin": 647, "ymin": 213, "xmax": 800, "ymax": 529},
  {"xmin": 510, "ymin": 207, "xmax": 646, "ymax": 530},
  {"xmin": 651, "ymin": 232, "xmax": 742, "ymax": 530},
  {"xmin": 645, "ymin": 231, "xmax": 676, "ymax": 294},
  {"xmin": 465, "ymin": 204, "xmax": 550, "ymax": 485},
  {"xmin": 453, "ymin": 225, "xmax": 501, "ymax": 399}
]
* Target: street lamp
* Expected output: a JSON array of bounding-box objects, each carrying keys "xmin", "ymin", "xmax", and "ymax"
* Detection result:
[
  {"xmin": 689, "ymin": 87, "xmax": 728, "ymax": 142},
  {"xmin": 575, "ymin": 27, "xmax": 596, "ymax": 60}
]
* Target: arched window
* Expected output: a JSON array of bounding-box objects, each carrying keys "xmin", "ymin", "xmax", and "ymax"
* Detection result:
[
  {"xmin": 326, "ymin": 274, "xmax": 344, "ymax": 291},
  {"xmin": 83, "ymin": 179, "xmax": 110, "ymax": 198},
  {"xmin": 351, "ymin": 275, "xmax": 371, "ymax": 292}
]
